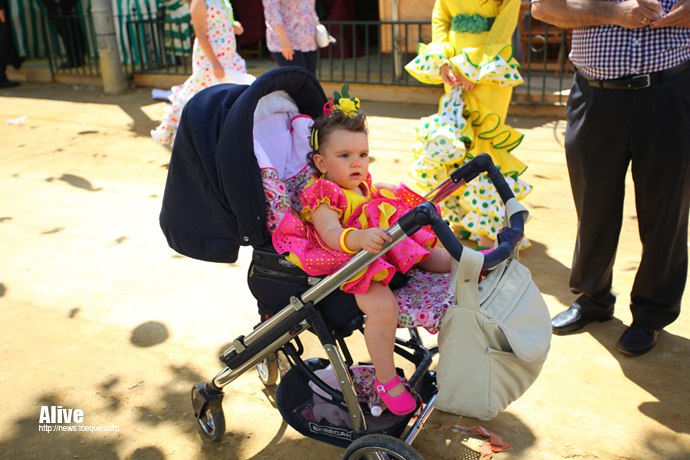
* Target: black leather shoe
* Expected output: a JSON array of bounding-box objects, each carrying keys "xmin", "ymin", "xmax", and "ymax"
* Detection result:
[
  {"xmin": 0, "ymin": 79, "xmax": 20, "ymax": 88},
  {"xmin": 552, "ymin": 296, "xmax": 614, "ymax": 335},
  {"xmin": 617, "ymin": 324, "xmax": 660, "ymax": 356}
]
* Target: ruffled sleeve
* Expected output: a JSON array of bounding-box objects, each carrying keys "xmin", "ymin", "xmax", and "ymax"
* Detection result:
[
  {"xmin": 301, "ymin": 178, "xmax": 349, "ymax": 223},
  {"xmin": 404, "ymin": 42, "xmax": 453, "ymax": 86},
  {"xmin": 406, "ymin": 43, "xmax": 522, "ymax": 88},
  {"xmin": 405, "ymin": 0, "xmax": 523, "ymax": 88}
]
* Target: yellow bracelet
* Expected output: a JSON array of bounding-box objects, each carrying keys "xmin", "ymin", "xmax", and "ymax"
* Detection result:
[{"xmin": 339, "ymin": 228, "xmax": 357, "ymax": 254}]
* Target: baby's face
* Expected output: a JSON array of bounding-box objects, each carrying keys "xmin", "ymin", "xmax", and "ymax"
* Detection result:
[{"xmin": 315, "ymin": 128, "xmax": 369, "ymax": 192}]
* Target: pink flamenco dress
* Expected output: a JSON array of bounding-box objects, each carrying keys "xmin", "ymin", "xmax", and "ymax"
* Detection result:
[
  {"xmin": 151, "ymin": 0, "xmax": 254, "ymax": 146},
  {"xmin": 272, "ymin": 174, "xmax": 438, "ymax": 294}
]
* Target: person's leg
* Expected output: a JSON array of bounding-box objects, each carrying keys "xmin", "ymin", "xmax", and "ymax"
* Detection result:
[
  {"xmin": 55, "ymin": 4, "xmax": 84, "ymax": 67},
  {"xmin": 354, "ymin": 282, "xmax": 404, "ymax": 397},
  {"xmin": 63, "ymin": 14, "xmax": 85, "ymax": 66},
  {"xmin": 0, "ymin": 18, "xmax": 10, "ymax": 80},
  {"xmin": 0, "ymin": 19, "xmax": 19, "ymax": 86},
  {"xmin": 565, "ymin": 74, "xmax": 632, "ymax": 309},
  {"xmin": 302, "ymin": 50, "xmax": 318, "ymax": 76},
  {"xmin": 418, "ymin": 247, "xmax": 451, "ymax": 273},
  {"xmin": 628, "ymin": 68, "xmax": 690, "ymax": 331}
]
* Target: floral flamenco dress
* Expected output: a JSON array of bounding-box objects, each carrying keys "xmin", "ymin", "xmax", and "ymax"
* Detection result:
[
  {"xmin": 151, "ymin": 0, "xmax": 251, "ymax": 146},
  {"xmin": 405, "ymin": 0, "xmax": 531, "ymax": 246},
  {"xmin": 272, "ymin": 174, "xmax": 439, "ymax": 295}
]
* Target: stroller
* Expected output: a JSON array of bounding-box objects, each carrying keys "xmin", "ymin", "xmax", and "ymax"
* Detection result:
[{"xmin": 159, "ymin": 67, "xmax": 525, "ymax": 460}]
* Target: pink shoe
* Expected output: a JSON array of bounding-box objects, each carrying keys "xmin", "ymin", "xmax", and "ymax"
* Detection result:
[{"xmin": 374, "ymin": 376, "xmax": 417, "ymax": 416}]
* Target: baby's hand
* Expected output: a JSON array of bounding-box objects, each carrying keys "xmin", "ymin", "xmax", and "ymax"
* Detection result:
[{"xmin": 357, "ymin": 228, "xmax": 392, "ymax": 254}]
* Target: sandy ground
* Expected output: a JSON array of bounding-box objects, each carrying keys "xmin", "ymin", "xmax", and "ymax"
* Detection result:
[{"xmin": 0, "ymin": 83, "xmax": 689, "ymax": 460}]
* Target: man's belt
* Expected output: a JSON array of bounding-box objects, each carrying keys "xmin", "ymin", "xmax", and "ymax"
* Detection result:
[{"xmin": 578, "ymin": 59, "xmax": 690, "ymax": 90}]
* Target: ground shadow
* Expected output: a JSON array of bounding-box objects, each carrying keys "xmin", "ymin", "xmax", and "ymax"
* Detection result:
[
  {"xmin": 131, "ymin": 321, "xmax": 170, "ymax": 347},
  {"xmin": 0, "ymin": 282, "xmax": 5, "ymax": 297},
  {"xmin": 0, "ymin": 364, "xmax": 225, "ymax": 460},
  {"xmin": 588, "ymin": 318, "xmax": 690, "ymax": 435},
  {"xmin": 193, "ymin": 418, "xmax": 343, "ymax": 460},
  {"xmin": 128, "ymin": 446, "xmax": 167, "ymax": 460},
  {"xmin": 642, "ymin": 431, "xmax": 690, "ymax": 459},
  {"xmin": 518, "ymin": 238, "xmax": 575, "ymax": 308},
  {"xmin": 4, "ymin": 83, "xmax": 165, "ymax": 138},
  {"xmin": 42, "ymin": 227, "xmax": 66, "ymax": 234},
  {"xmin": 417, "ymin": 411, "xmax": 535, "ymax": 459},
  {"xmin": 44, "ymin": 174, "xmax": 103, "ymax": 192},
  {"xmin": 0, "ymin": 395, "xmax": 123, "ymax": 460}
]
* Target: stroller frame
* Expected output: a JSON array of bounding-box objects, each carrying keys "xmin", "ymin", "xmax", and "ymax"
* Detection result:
[{"xmin": 190, "ymin": 153, "xmax": 524, "ymax": 458}]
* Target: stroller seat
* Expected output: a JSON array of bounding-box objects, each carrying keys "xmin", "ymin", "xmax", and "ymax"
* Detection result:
[{"xmin": 249, "ymin": 242, "xmax": 456, "ymax": 337}]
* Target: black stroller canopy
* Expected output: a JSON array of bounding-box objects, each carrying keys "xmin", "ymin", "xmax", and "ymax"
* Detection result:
[{"xmin": 160, "ymin": 67, "xmax": 328, "ymax": 263}]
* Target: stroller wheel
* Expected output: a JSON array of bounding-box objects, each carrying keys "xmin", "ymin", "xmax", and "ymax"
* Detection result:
[
  {"xmin": 342, "ymin": 434, "xmax": 425, "ymax": 460},
  {"xmin": 257, "ymin": 353, "xmax": 279, "ymax": 386},
  {"xmin": 197, "ymin": 392, "xmax": 226, "ymax": 441}
]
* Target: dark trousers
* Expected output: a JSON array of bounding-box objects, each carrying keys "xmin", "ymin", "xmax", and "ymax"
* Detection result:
[
  {"xmin": 0, "ymin": 9, "xmax": 21, "ymax": 79},
  {"xmin": 41, "ymin": 0, "xmax": 85, "ymax": 66},
  {"xmin": 565, "ymin": 67, "xmax": 690, "ymax": 330},
  {"xmin": 271, "ymin": 50, "xmax": 317, "ymax": 76}
]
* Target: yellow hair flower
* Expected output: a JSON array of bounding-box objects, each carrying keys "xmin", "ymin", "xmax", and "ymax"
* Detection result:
[{"xmin": 333, "ymin": 97, "xmax": 360, "ymax": 116}]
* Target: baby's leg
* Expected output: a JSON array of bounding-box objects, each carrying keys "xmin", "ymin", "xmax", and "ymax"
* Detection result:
[
  {"xmin": 418, "ymin": 246, "xmax": 452, "ymax": 273},
  {"xmin": 355, "ymin": 282, "xmax": 405, "ymax": 397}
]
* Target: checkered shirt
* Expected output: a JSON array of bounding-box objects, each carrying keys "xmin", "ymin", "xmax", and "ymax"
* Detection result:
[{"xmin": 532, "ymin": 0, "xmax": 690, "ymax": 79}]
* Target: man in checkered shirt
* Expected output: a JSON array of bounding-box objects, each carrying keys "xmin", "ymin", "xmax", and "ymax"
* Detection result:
[{"xmin": 531, "ymin": 0, "xmax": 690, "ymax": 356}]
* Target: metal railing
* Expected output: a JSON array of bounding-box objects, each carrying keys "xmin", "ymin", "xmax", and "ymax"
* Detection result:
[
  {"xmin": 124, "ymin": 14, "xmax": 194, "ymax": 76},
  {"xmin": 42, "ymin": 10, "xmax": 100, "ymax": 77},
  {"xmin": 121, "ymin": 17, "xmax": 571, "ymax": 106}
]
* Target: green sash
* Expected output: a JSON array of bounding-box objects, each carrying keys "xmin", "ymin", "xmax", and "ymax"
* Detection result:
[{"xmin": 450, "ymin": 14, "xmax": 496, "ymax": 34}]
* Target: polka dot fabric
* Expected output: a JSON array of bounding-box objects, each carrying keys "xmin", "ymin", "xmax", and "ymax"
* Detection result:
[
  {"xmin": 407, "ymin": 87, "xmax": 531, "ymax": 242},
  {"xmin": 151, "ymin": 0, "xmax": 249, "ymax": 146},
  {"xmin": 272, "ymin": 175, "xmax": 438, "ymax": 294}
]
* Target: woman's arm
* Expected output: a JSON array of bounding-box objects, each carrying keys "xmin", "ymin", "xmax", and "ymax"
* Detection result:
[
  {"xmin": 531, "ymin": 0, "xmax": 663, "ymax": 29},
  {"xmin": 190, "ymin": 0, "xmax": 225, "ymax": 77},
  {"xmin": 311, "ymin": 204, "xmax": 392, "ymax": 254},
  {"xmin": 273, "ymin": 24, "xmax": 294, "ymax": 60}
]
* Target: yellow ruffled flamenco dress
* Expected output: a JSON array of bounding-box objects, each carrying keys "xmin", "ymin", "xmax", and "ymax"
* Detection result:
[{"xmin": 405, "ymin": 0, "xmax": 531, "ymax": 246}]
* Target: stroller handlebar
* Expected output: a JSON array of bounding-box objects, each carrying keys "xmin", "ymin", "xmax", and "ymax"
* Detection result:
[{"xmin": 400, "ymin": 154, "xmax": 525, "ymax": 270}]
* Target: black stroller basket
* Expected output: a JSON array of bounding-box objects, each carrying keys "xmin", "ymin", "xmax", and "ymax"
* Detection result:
[{"xmin": 160, "ymin": 67, "xmax": 524, "ymax": 459}]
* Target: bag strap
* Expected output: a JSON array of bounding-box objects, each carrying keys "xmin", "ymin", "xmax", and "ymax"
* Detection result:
[
  {"xmin": 504, "ymin": 197, "xmax": 529, "ymax": 228},
  {"xmin": 450, "ymin": 247, "xmax": 484, "ymax": 313},
  {"xmin": 450, "ymin": 198, "xmax": 529, "ymax": 313}
]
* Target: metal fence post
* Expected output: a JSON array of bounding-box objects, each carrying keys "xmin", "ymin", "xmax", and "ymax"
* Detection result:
[{"xmin": 91, "ymin": 0, "xmax": 126, "ymax": 94}]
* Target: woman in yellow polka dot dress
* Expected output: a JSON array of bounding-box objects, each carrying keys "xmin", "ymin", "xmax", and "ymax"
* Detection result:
[{"xmin": 405, "ymin": 0, "xmax": 531, "ymax": 249}]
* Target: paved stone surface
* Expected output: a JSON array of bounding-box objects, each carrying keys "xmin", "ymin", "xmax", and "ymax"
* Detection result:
[{"xmin": 0, "ymin": 83, "xmax": 688, "ymax": 460}]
